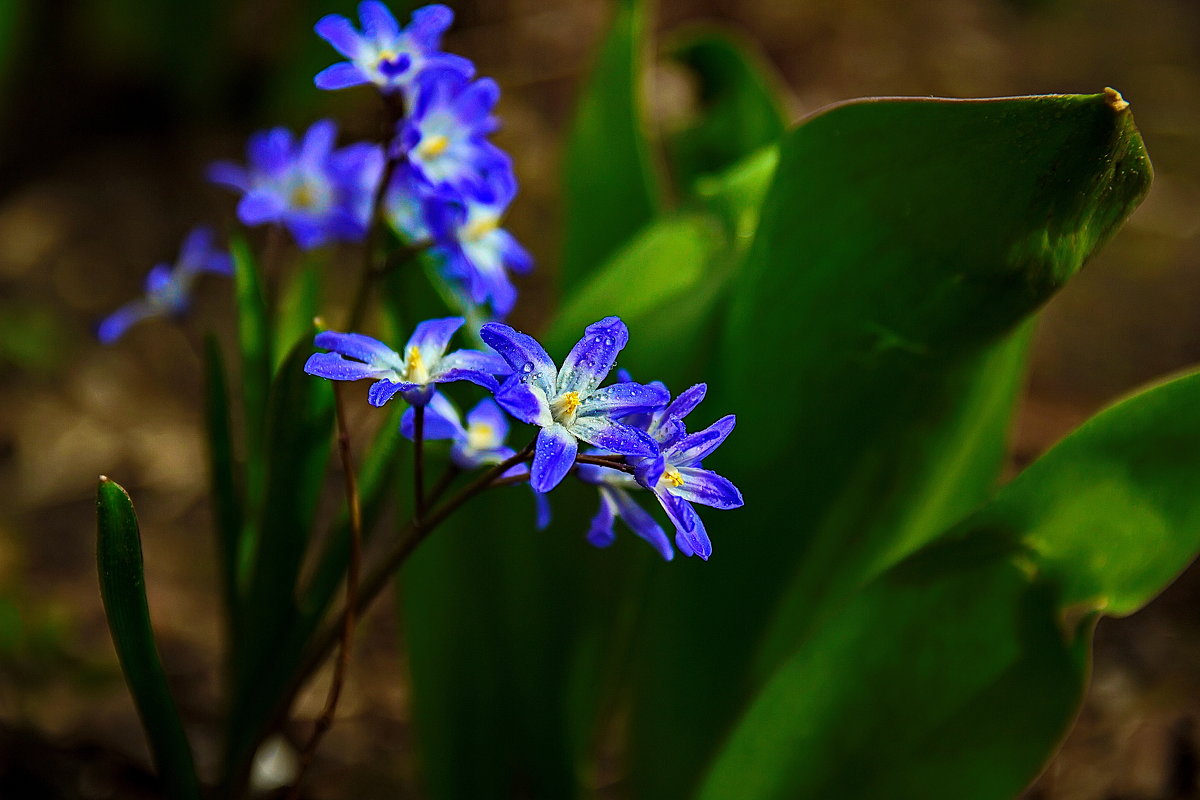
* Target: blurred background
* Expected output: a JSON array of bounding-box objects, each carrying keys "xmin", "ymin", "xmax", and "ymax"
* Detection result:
[{"xmin": 1, "ymin": 0, "xmax": 1199, "ymax": 797}]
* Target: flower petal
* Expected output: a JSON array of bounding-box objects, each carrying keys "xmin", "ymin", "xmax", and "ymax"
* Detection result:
[
  {"xmin": 571, "ymin": 417, "xmax": 659, "ymax": 458},
  {"xmin": 237, "ymin": 191, "xmax": 285, "ymax": 225},
  {"xmin": 407, "ymin": 316, "xmax": 464, "ymax": 360},
  {"xmin": 368, "ymin": 379, "xmax": 408, "ymax": 407},
  {"xmin": 304, "ymin": 352, "xmax": 391, "ymax": 382},
  {"xmin": 494, "ymin": 380, "xmax": 552, "ymax": 427},
  {"xmin": 587, "ymin": 491, "xmax": 617, "ymax": 548},
  {"xmin": 609, "ymin": 486, "xmax": 673, "ymax": 561},
  {"xmin": 666, "ymin": 415, "xmax": 736, "ymax": 467},
  {"xmin": 656, "ymin": 494, "xmax": 711, "ymax": 560},
  {"xmin": 207, "ymin": 160, "xmax": 250, "ymax": 191},
  {"xmin": 439, "ymin": 348, "xmax": 510, "ymax": 376},
  {"xmin": 407, "ymin": 3, "xmax": 454, "ymax": 45},
  {"xmin": 479, "ymin": 322, "xmax": 557, "ymax": 397},
  {"xmin": 400, "ymin": 392, "xmax": 464, "ymax": 441},
  {"xmin": 314, "ymin": 14, "xmax": 365, "ymax": 59},
  {"xmin": 674, "ymin": 467, "xmax": 743, "ymax": 510},
  {"xmin": 313, "ymin": 330, "xmax": 399, "ymax": 366},
  {"xmin": 556, "ymin": 316, "xmax": 629, "ymax": 397},
  {"xmin": 432, "ymin": 368, "xmax": 499, "ymax": 393},
  {"xmin": 358, "ymin": 0, "xmax": 400, "ymax": 41},
  {"xmin": 531, "ymin": 423, "xmax": 577, "ymax": 493},
  {"xmin": 315, "ymin": 62, "xmax": 370, "ymax": 90},
  {"xmin": 97, "ymin": 301, "xmax": 157, "ymax": 344},
  {"xmin": 665, "ymin": 383, "xmax": 707, "ymax": 423},
  {"xmin": 581, "ymin": 381, "xmax": 669, "ymax": 418}
]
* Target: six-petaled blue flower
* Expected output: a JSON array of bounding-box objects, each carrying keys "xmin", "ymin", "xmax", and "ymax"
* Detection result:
[
  {"xmin": 480, "ymin": 317, "xmax": 669, "ymax": 493},
  {"xmin": 208, "ymin": 119, "xmax": 383, "ymax": 250},
  {"xmin": 314, "ymin": 2, "xmax": 472, "ymax": 100},
  {"xmin": 395, "ymin": 69, "xmax": 512, "ymax": 201},
  {"xmin": 428, "ymin": 170, "xmax": 532, "ymax": 318},
  {"xmin": 98, "ymin": 226, "xmax": 233, "ymax": 344},
  {"xmin": 304, "ymin": 317, "xmax": 509, "ymax": 406},
  {"xmin": 632, "ymin": 396, "xmax": 743, "ymax": 560}
]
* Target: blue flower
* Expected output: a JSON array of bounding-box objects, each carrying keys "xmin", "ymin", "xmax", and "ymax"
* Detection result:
[
  {"xmin": 577, "ymin": 457, "xmax": 672, "ymax": 561},
  {"xmin": 385, "ymin": 163, "xmax": 435, "ymax": 244},
  {"xmin": 400, "ymin": 392, "xmax": 550, "ymax": 528},
  {"xmin": 208, "ymin": 120, "xmax": 383, "ymax": 250},
  {"xmin": 428, "ymin": 170, "xmax": 532, "ymax": 318},
  {"xmin": 314, "ymin": 2, "xmax": 473, "ymax": 99},
  {"xmin": 395, "ymin": 69, "xmax": 512, "ymax": 201},
  {"xmin": 633, "ymin": 409, "xmax": 743, "ymax": 561},
  {"xmin": 98, "ymin": 226, "xmax": 233, "ymax": 344},
  {"xmin": 479, "ymin": 316, "xmax": 669, "ymax": 493},
  {"xmin": 304, "ymin": 317, "xmax": 509, "ymax": 406}
]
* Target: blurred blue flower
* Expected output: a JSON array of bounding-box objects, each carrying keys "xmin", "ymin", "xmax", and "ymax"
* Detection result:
[
  {"xmin": 395, "ymin": 69, "xmax": 512, "ymax": 201},
  {"xmin": 304, "ymin": 317, "xmax": 509, "ymax": 406},
  {"xmin": 428, "ymin": 170, "xmax": 532, "ymax": 318},
  {"xmin": 385, "ymin": 163, "xmax": 435, "ymax": 245},
  {"xmin": 633, "ymin": 410, "xmax": 742, "ymax": 561},
  {"xmin": 480, "ymin": 316, "xmax": 668, "ymax": 493},
  {"xmin": 313, "ymin": 2, "xmax": 473, "ymax": 99},
  {"xmin": 577, "ymin": 456, "xmax": 673, "ymax": 561},
  {"xmin": 208, "ymin": 120, "xmax": 383, "ymax": 250},
  {"xmin": 98, "ymin": 226, "xmax": 232, "ymax": 344}
]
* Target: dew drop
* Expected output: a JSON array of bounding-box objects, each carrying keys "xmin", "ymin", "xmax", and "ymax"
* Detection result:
[{"xmin": 522, "ymin": 362, "xmax": 534, "ymax": 373}]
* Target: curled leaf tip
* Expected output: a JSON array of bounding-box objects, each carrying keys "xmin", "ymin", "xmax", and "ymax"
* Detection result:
[{"xmin": 1104, "ymin": 86, "xmax": 1130, "ymax": 113}]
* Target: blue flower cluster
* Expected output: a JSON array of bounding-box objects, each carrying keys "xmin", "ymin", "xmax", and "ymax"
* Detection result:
[
  {"xmin": 306, "ymin": 316, "xmax": 742, "ymax": 560},
  {"xmin": 215, "ymin": 1, "xmax": 528, "ymax": 317},
  {"xmin": 99, "ymin": 2, "xmax": 530, "ymax": 343}
]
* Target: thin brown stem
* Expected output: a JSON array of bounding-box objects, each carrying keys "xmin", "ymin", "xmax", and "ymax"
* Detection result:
[
  {"xmin": 286, "ymin": 384, "xmax": 364, "ymax": 799},
  {"xmin": 574, "ymin": 454, "xmax": 636, "ymax": 474}
]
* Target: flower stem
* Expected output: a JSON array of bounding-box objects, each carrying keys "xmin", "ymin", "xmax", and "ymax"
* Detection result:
[
  {"xmin": 286, "ymin": 383, "xmax": 364, "ymax": 798},
  {"xmin": 574, "ymin": 453, "xmax": 636, "ymax": 474}
]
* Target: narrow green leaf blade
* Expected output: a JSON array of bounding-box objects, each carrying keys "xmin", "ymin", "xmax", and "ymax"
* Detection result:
[
  {"xmin": 202, "ymin": 335, "xmax": 243, "ymax": 631},
  {"xmin": 96, "ymin": 478, "xmax": 202, "ymax": 800},
  {"xmin": 561, "ymin": 0, "xmax": 663, "ymax": 289},
  {"xmin": 232, "ymin": 234, "xmax": 272, "ymax": 519},
  {"xmin": 666, "ymin": 27, "xmax": 787, "ymax": 189},
  {"xmin": 273, "ymin": 257, "xmax": 322, "ymax": 372}
]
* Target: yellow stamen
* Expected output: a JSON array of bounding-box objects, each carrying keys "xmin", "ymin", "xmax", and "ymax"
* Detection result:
[
  {"xmin": 291, "ymin": 184, "xmax": 316, "ymax": 208},
  {"xmin": 664, "ymin": 468, "xmax": 685, "ymax": 488},
  {"xmin": 404, "ymin": 345, "xmax": 427, "ymax": 382},
  {"xmin": 559, "ymin": 392, "xmax": 581, "ymax": 415},
  {"xmin": 418, "ymin": 134, "xmax": 450, "ymax": 159},
  {"xmin": 464, "ymin": 215, "xmax": 500, "ymax": 241},
  {"xmin": 467, "ymin": 423, "xmax": 494, "ymax": 451}
]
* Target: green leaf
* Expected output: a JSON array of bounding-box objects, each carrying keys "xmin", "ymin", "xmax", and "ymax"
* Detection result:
[
  {"xmin": 665, "ymin": 27, "xmax": 787, "ymax": 190},
  {"xmin": 96, "ymin": 478, "xmax": 202, "ymax": 800},
  {"xmin": 273, "ymin": 257, "xmax": 322, "ymax": 372},
  {"xmin": 702, "ymin": 363, "xmax": 1200, "ymax": 800},
  {"xmin": 225, "ymin": 334, "xmax": 333, "ymax": 779},
  {"xmin": 231, "ymin": 234, "xmax": 272, "ymax": 521},
  {"xmin": 202, "ymin": 336, "xmax": 243, "ymax": 634},
  {"xmin": 548, "ymin": 212, "xmax": 726, "ymax": 383},
  {"xmin": 698, "ymin": 536, "xmax": 1090, "ymax": 800},
  {"xmin": 626, "ymin": 91, "xmax": 1152, "ymax": 798},
  {"xmin": 966, "ymin": 367, "xmax": 1200, "ymax": 616},
  {"xmin": 561, "ymin": 0, "xmax": 663, "ymax": 290}
]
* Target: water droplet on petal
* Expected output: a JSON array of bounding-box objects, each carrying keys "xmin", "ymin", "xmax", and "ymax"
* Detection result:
[{"xmin": 522, "ymin": 362, "xmax": 534, "ymax": 373}]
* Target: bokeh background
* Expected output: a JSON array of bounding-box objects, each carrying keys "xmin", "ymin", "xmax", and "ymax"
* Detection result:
[{"xmin": 1, "ymin": 0, "xmax": 1199, "ymax": 797}]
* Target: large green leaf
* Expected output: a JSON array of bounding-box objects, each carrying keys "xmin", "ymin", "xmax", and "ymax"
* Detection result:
[
  {"xmin": 96, "ymin": 478, "xmax": 201, "ymax": 800},
  {"xmin": 702, "ymin": 365, "xmax": 1200, "ymax": 799},
  {"xmin": 561, "ymin": 0, "xmax": 663, "ymax": 290},
  {"xmin": 626, "ymin": 91, "xmax": 1152, "ymax": 798},
  {"xmin": 665, "ymin": 27, "xmax": 787, "ymax": 190}
]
